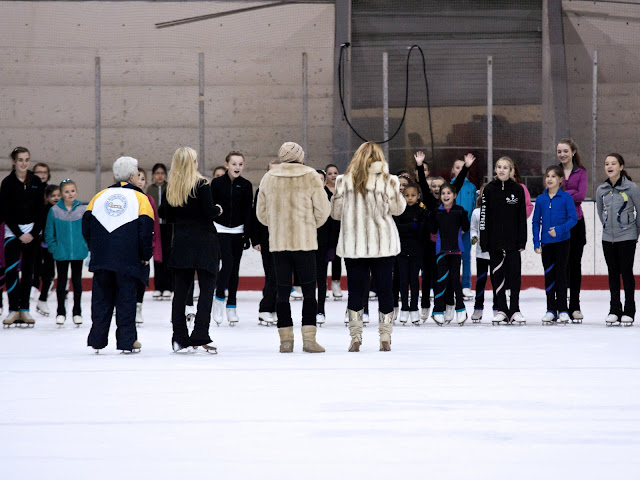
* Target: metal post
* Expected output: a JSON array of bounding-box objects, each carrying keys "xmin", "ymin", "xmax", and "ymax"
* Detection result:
[
  {"xmin": 382, "ymin": 51, "xmax": 389, "ymax": 162},
  {"xmin": 95, "ymin": 56, "xmax": 101, "ymax": 194},
  {"xmin": 302, "ymin": 52, "xmax": 309, "ymax": 155},
  {"xmin": 199, "ymin": 52, "xmax": 205, "ymax": 175},
  {"xmin": 487, "ymin": 56, "xmax": 493, "ymax": 182},
  {"xmin": 591, "ymin": 50, "xmax": 598, "ymax": 199},
  {"xmin": 332, "ymin": 0, "xmax": 351, "ymax": 171}
]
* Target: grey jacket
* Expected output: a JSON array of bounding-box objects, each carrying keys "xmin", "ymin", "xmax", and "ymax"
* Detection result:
[{"xmin": 596, "ymin": 176, "xmax": 640, "ymax": 242}]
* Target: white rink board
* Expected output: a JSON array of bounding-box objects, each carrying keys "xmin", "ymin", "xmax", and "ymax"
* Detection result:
[{"xmin": 0, "ymin": 289, "xmax": 639, "ymax": 480}]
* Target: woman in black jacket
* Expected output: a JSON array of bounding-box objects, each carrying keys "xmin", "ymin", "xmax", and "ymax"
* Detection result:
[
  {"xmin": 210, "ymin": 151, "xmax": 253, "ymax": 326},
  {"xmin": 479, "ymin": 156, "xmax": 527, "ymax": 324},
  {"xmin": 1, "ymin": 147, "xmax": 45, "ymax": 326},
  {"xmin": 160, "ymin": 147, "xmax": 222, "ymax": 353}
]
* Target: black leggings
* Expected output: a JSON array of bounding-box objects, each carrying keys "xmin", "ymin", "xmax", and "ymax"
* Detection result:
[
  {"xmin": 331, "ymin": 255, "xmax": 342, "ymax": 282},
  {"xmin": 474, "ymin": 257, "xmax": 491, "ymax": 310},
  {"xmin": 215, "ymin": 233, "xmax": 244, "ymax": 306},
  {"xmin": 4, "ymin": 236, "xmax": 37, "ymax": 312},
  {"xmin": 398, "ymin": 255, "xmax": 420, "ymax": 311},
  {"xmin": 567, "ymin": 217, "xmax": 586, "ymax": 312},
  {"xmin": 602, "ymin": 240, "xmax": 636, "ymax": 318},
  {"xmin": 434, "ymin": 254, "xmax": 464, "ymax": 314},
  {"xmin": 421, "ymin": 242, "xmax": 436, "ymax": 309},
  {"xmin": 259, "ymin": 245, "xmax": 277, "ymax": 313},
  {"xmin": 490, "ymin": 249, "xmax": 521, "ymax": 318},
  {"xmin": 316, "ymin": 246, "xmax": 329, "ymax": 315},
  {"xmin": 541, "ymin": 240, "xmax": 570, "ymax": 315},
  {"xmin": 34, "ymin": 246, "xmax": 55, "ymax": 301},
  {"xmin": 56, "ymin": 260, "xmax": 83, "ymax": 316},
  {"xmin": 172, "ymin": 268, "xmax": 217, "ymax": 347},
  {"xmin": 345, "ymin": 256, "xmax": 394, "ymax": 314},
  {"xmin": 273, "ymin": 250, "xmax": 317, "ymax": 328}
]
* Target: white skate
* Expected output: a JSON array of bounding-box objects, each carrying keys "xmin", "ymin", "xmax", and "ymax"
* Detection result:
[
  {"xmin": 511, "ymin": 312, "xmax": 526, "ymax": 325},
  {"xmin": 605, "ymin": 314, "xmax": 620, "ymax": 326},
  {"xmin": 56, "ymin": 315, "xmax": 65, "ymax": 327},
  {"xmin": 541, "ymin": 311, "xmax": 556, "ymax": 325},
  {"xmin": 432, "ymin": 313, "xmax": 445, "ymax": 326},
  {"xmin": 258, "ymin": 311, "xmax": 275, "ymax": 326},
  {"xmin": 410, "ymin": 310, "xmax": 421, "ymax": 325},
  {"xmin": 399, "ymin": 310, "xmax": 409, "ymax": 325},
  {"xmin": 491, "ymin": 311, "xmax": 509, "ymax": 325},
  {"xmin": 331, "ymin": 280, "xmax": 343, "ymax": 300},
  {"xmin": 136, "ymin": 302, "xmax": 144, "ymax": 325},
  {"xmin": 212, "ymin": 297, "xmax": 225, "ymax": 326},
  {"xmin": 621, "ymin": 315, "xmax": 634, "ymax": 327},
  {"xmin": 420, "ymin": 307, "xmax": 430, "ymax": 323},
  {"xmin": 72, "ymin": 315, "xmax": 83, "ymax": 326},
  {"xmin": 456, "ymin": 309, "xmax": 467, "ymax": 326},
  {"xmin": 290, "ymin": 286, "xmax": 303, "ymax": 301},
  {"xmin": 185, "ymin": 304, "xmax": 196, "ymax": 327},
  {"xmin": 571, "ymin": 310, "xmax": 584, "ymax": 324},
  {"xmin": 471, "ymin": 308, "xmax": 483, "ymax": 323},
  {"xmin": 316, "ymin": 313, "xmax": 326, "ymax": 326},
  {"xmin": 462, "ymin": 288, "xmax": 474, "ymax": 301},
  {"xmin": 557, "ymin": 312, "xmax": 570, "ymax": 324},
  {"xmin": 152, "ymin": 290, "xmax": 162, "ymax": 300},
  {"xmin": 226, "ymin": 307, "xmax": 239, "ymax": 326},
  {"xmin": 444, "ymin": 305, "xmax": 455, "ymax": 324},
  {"xmin": 362, "ymin": 312, "xmax": 370, "ymax": 326},
  {"xmin": 36, "ymin": 300, "xmax": 50, "ymax": 316}
]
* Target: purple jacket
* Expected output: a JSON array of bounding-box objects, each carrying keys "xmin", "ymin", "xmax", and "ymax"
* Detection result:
[{"xmin": 561, "ymin": 165, "xmax": 587, "ymax": 220}]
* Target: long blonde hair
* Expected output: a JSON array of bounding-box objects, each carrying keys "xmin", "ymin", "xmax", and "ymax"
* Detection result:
[
  {"xmin": 345, "ymin": 142, "xmax": 388, "ymax": 196},
  {"xmin": 166, "ymin": 147, "xmax": 206, "ymax": 207}
]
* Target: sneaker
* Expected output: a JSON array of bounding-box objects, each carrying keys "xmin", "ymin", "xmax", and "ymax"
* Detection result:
[
  {"xmin": 511, "ymin": 312, "xmax": 526, "ymax": 324},
  {"xmin": 152, "ymin": 290, "xmax": 162, "ymax": 299},
  {"xmin": 226, "ymin": 306, "xmax": 239, "ymax": 325},
  {"xmin": 432, "ymin": 313, "xmax": 445, "ymax": 325},
  {"xmin": 290, "ymin": 286, "xmax": 303, "ymax": 300},
  {"xmin": 331, "ymin": 280, "xmax": 343, "ymax": 299},
  {"xmin": 410, "ymin": 310, "xmax": 421, "ymax": 324},
  {"xmin": 541, "ymin": 311, "xmax": 556, "ymax": 323},
  {"xmin": 420, "ymin": 307, "xmax": 430, "ymax": 321},
  {"xmin": 462, "ymin": 288, "xmax": 473, "ymax": 299},
  {"xmin": 36, "ymin": 300, "xmax": 50, "ymax": 316},
  {"xmin": 162, "ymin": 291, "xmax": 172, "ymax": 300},
  {"xmin": 444, "ymin": 304, "xmax": 455, "ymax": 323},
  {"xmin": 56, "ymin": 315, "xmax": 65, "ymax": 326},
  {"xmin": 557, "ymin": 312, "xmax": 570, "ymax": 323},
  {"xmin": 399, "ymin": 310, "xmax": 409, "ymax": 324},
  {"xmin": 605, "ymin": 314, "xmax": 620, "ymax": 325},
  {"xmin": 456, "ymin": 310, "xmax": 467, "ymax": 325},
  {"xmin": 471, "ymin": 308, "xmax": 483, "ymax": 321},
  {"xmin": 212, "ymin": 296, "xmax": 225, "ymax": 325},
  {"xmin": 316, "ymin": 313, "xmax": 326, "ymax": 325},
  {"xmin": 621, "ymin": 315, "xmax": 634, "ymax": 325},
  {"xmin": 136, "ymin": 302, "xmax": 144, "ymax": 325},
  {"xmin": 72, "ymin": 315, "xmax": 83, "ymax": 325}
]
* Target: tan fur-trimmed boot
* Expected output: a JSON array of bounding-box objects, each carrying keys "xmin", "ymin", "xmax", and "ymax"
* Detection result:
[
  {"xmin": 378, "ymin": 311, "xmax": 393, "ymax": 351},
  {"xmin": 347, "ymin": 308, "xmax": 364, "ymax": 352},
  {"xmin": 301, "ymin": 325, "xmax": 325, "ymax": 353},
  {"xmin": 278, "ymin": 326, "xmax": 294, "ymax": 353}
]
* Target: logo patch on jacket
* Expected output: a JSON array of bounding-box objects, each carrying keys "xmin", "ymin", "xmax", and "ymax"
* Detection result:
[
  {"xmin": 92, "ymin": 188, "xmax": 139, "ymax": 233},
  {"xmin": 506, "ymin": 194, "xmax": 518, "ymax": 205}
]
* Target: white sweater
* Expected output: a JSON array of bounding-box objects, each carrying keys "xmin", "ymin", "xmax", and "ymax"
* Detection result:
[{"xmin": 470, "ymin": 208, "xmax": 490, "ymax": 260}]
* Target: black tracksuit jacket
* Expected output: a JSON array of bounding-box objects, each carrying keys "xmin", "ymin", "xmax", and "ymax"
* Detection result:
[
  {"xmin": 394, "ymin": 203, "xmax": 428, "ymax": 261},
  {"xmin": 479, "ymin": 178, "xmax": 527, "ymax": 252},
  {"xmin": 0, "ymin": 170, "xmax": 45, "ymax": 237},
  {"xmin": 210, "ymin": 174, "xmax": 253, "ymax": 239}
]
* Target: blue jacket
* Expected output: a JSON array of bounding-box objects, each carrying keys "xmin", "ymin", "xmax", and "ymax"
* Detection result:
[
  {"xmin": 82, "ymin": 182, "xmax": 154, "ymax": 284},
  {"xmin": 532, "ymin": 188, "xmax": 577, "ymax": 249},
  {"xmin": 451, "ymin": 176, "xmax": 477, "ymax": 222},
  {"xmin": 44, "ymin": 199, "xmax": 89, "ymax": 261}
]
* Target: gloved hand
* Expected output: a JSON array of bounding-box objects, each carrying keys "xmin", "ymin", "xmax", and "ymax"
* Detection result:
[
  {"xmin": 326, "ymin": 248, "xmax": 336, "ymax": 263},
  {"xmin": 243, "ymin": 236, "xmax": 251, "ymax": 250}
]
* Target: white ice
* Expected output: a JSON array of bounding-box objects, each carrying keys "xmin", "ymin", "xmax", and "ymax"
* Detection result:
[{"xmin": 1, "ymin": 289, "xmax": 639, "ymax": 480}]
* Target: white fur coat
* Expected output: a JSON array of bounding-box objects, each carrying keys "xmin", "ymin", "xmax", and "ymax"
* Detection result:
[
  {"xmin": 330, "ymin": 162, "xmax": 405, "ymax": 258},
  {"xmin": 256, "ymin": 162, "xmax": 330, "ymax": 252}
]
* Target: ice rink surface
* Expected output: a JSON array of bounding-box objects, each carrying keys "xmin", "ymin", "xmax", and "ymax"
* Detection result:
[{"xmin": 1, "ymin": 288, "xmax": 639, "ymax": 480}]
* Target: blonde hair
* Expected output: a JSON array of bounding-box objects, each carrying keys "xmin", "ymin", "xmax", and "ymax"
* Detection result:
[
  {"xmin": 345, "ymin": 142, "xmax": 388, "ymax": 196},
  {"xmin": 166, "ymin": 147, "xmax": 206, "ymax": 207},
  {"xmin": 495, "ymin": 156, "xmax": 515, "ymax": 173}
]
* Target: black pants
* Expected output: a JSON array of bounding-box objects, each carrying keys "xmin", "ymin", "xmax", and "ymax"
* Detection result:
[
  {"xmin": 331, "ymin": 255, "xmax": 342, "ymax": 282},
  {"xmin": 88, "ymin": 270, "xmax": 139, "ymax": 350},
  {"xmin": 56, "ymin": 260, "xmax": 83, "ymax": 316},
  {"xmin": 259, "ymin": 245, "xmax": 277, "ymax": 313},
  {"xmin": 345, "ymin": 256, "xmax": 394, "ymax": 314},
  {"xmin": 4, "ymin": 236, "xmax": 37, "ymax": 312},
  {"xmin": 434, "ymin": 254, "xmax": 464, "ymax": 314},
  {"xmin": 172, "ymin": 268, "xmax": 217, "ymax": 347},
  {"xmin": 602, "ymin": 240, "xmax": 636, "ymax": 318},
  {"xmin": 490, "ymin": 249, "xmax": 521, "ymax": 318},
  {"xmin": 567, "ymin": 218, "xmax": 586, "ymax": 312},
  {"xmin": 216, "ymin": 233, "xmax": 244, "ymax": 306},
  {"xmin": 421, "ymin": 242, "xmax": 436, "ymax": 309},
  {"xmin": 273, "ymin": 250, "xmax": 317, "ymax": 328},
  {"xmin": 474, "ymin": 257, "xmax": 491, "ymax": 310},
  {"xmin": 541, "ymin": 240, "xmax": 570, "ymax": 315},
  {"xmin": 35, "ymin": 246, "xmax": 55, "ymax": 302},
  {"xmin": 316, "ymin": 246, "xmax": 329, "ymax": 315},
  {"xmin": 398, "ymin": 255, "xmax": 421, "ymax": 311},
  {"xmin": 153, "ymin": 223, "xmax": 173, "ymax": 292}
]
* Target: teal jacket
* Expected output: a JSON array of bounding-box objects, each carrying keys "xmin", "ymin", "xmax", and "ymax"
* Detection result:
[
  {"xmin": 451, "ymin": 176, "xmax": 477, "ymax": 222},
  {"xmin": 45, "ymin": 199, "xmax": 89, "ymax": 261}
]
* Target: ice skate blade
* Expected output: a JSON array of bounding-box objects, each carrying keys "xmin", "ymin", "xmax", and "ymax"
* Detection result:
[
  {"xmin": 194, "ymin": 345, "xmax": 218, "ymax": 354},
  {"xmin": 333, "ymin": 297, "xmax": 343, "ymax": 301},
  {"xmin": 120, "ymin": 349, "xmax": 140, "ymax": 354},
  {"xmin": 472, "ymin": 319, "xmax": 481, "ymax": 324},
  {"xmin": 228, "ymin": 321, "xmax": 238, "ymax": 327},
  {"xmin": 605, "ymin": 321, "xmax": 621, "ymax": 327},
  {"xmin": 36, "ymin": 308, "xmax": 50, "ymax": 317}
]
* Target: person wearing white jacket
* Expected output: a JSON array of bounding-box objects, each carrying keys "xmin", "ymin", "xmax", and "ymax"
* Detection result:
[{"xmin": 330, "ymin": 142, "xmax": 406, "ymax": 352}]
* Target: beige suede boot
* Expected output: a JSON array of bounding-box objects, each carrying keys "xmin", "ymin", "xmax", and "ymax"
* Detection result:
[
  {"xmin": 378, "ymin": 311, "xmax": 393, "ymax": 351},
  {"xmin": 347, "ymin": 308, "xmax": 364, "ymax": 352},
  {"xmin": 278, "ymin": 326, "xmax": 294, "ymax": 353},
  {"xmin": 301, "ymin": 325, "xmax": 325, "ymax": 353}
]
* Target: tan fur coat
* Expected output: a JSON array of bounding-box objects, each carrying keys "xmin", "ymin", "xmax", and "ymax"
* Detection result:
[
  {"xmin": 330, "ymin": 161, "xmax": 406, "ymax": 258},
  {"xmin": 256, "ymin": 162, "xmax": 330, "ymax": 252}
]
